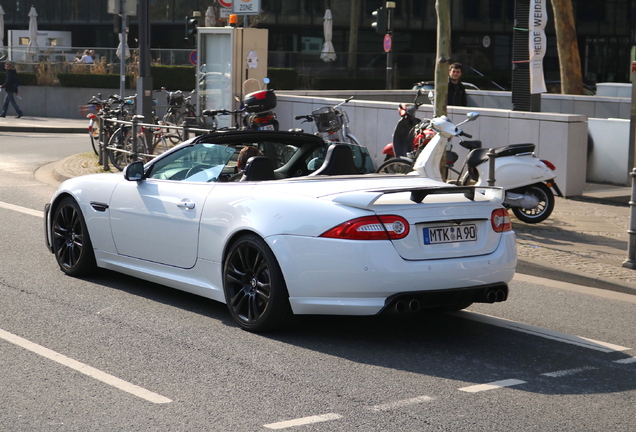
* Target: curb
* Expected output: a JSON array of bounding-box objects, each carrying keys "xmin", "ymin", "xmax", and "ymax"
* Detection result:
[
  {"xmin": 0, "ymin": 125, "xmax": 85, "ymax": 134},
  {"xmin": 517, "ymin": 258, "xmax": 636, "ymax": 296}
]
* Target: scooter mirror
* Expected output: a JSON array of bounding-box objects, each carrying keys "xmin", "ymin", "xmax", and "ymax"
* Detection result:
[
  {"xmin": 427, "ymin": 91, "xmax": 435, "ymax": 103},
  {"xmin": 467, "ymin": 112, "xmax": 480, "ymax": 120}
]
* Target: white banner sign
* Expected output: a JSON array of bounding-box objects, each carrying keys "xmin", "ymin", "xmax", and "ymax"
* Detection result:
[{"xmin": 529, "ymin": 0, "xmax": 547, "ymax": 94}]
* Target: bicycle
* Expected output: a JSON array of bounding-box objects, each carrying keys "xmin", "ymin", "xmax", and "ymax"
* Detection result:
[
  {"xmin": 294, "ymin": 96, "xmax": 361, "ymax": 146},
  {"xmin": 108, "ymin": 115, "xmax": 180, "ymax": 171},
  {"xmin": 160, "ymin": 89, "xmax": 197, "ymax": 142}
]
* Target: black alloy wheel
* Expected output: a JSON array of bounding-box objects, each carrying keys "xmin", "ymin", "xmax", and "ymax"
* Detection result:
[
  {"xmin": 223, "ymin": 234, "xmax": 292, "ymax": 332},
  {"xmin": 51, "ymin": 197, "xmax": 96, "ymax": 276}
]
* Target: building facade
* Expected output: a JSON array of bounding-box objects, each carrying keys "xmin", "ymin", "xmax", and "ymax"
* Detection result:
[{"xmin": 1, "ymin": 0, "xmax": 633, "ymax": 86}]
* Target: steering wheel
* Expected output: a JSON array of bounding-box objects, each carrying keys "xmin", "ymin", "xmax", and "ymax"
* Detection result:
[{"xmin": 185, "ymin": 164, "xmax": 213, "ymax": 179}]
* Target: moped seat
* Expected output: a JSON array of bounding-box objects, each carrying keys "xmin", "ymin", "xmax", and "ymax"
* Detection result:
[
  {"xmin": 459, "ymin": 140, "xmax": 482, "ymax": 150},
  {"xmin": 494, "ymin": 143, "xmax": 535, "ymax": 157},
  {"xmin": 465, "ymin": 143, "xmax": 536, "ymax": 169}
]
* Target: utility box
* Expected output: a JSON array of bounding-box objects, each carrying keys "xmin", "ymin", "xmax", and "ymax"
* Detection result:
[{"xmin": 196, "ymin": 27, "xmax": 269, "ymax": 128}]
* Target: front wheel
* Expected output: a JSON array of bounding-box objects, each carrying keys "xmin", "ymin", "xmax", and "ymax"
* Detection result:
[
  {"xmin": 510, "ymin": 183, "xmax": 555, "ymax": 224},
  {"xmin": 377, "ymin": 157, "xmax": 414, "ymax": 174},
  {"xmin": 223, "ymin": 234, "xmax": 292, "ymax": 332},
  {"xmin": 51, "ymin": 197, "xmax": 96, "ymax": 276}
]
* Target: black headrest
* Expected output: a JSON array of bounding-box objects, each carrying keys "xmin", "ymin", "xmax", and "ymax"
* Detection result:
[
  {"xmin": 309, "ymin": 144, "xmax": 359, "ymax": 176},
  {"xmin": 240, "ymin": 156, "xmax": 276, "ymax": 181}
]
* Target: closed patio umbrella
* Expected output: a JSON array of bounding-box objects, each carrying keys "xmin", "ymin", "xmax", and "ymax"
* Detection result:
[
  {"xmin": 26, "ymin": 6, "xmax": 39, "ymax": 61},
  {"xmin": 320, "ymin": 9, "xmax": 336, "ymax": 62},
  {"xmin": 0, "ymin": 6, "xmax": 5, "ymax": 58},
  {"xmin": 116, "ymin": 32, "xmax": 130, "ymax": 59}
]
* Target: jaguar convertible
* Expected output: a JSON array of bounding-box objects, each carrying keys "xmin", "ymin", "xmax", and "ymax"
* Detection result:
[{"xmin": 44, "ymin": 131, "xmax": 517, "ymax": 332}]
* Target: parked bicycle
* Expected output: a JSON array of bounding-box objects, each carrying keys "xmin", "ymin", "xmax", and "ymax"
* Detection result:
[{"xmin": 294, "ymin": 96, "xmax": 361, "ymax": 146}]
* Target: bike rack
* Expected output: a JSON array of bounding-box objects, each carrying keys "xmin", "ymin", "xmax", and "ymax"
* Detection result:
[{"xmin": 95, "ymin": 114, "xmax": 218, "ymax": 171}]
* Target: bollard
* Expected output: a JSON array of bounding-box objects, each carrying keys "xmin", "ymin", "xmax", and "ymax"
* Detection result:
[
  {"xmin": 487, "ymin": 148, "xmax": 497, "ymax": 186},
  {"xmin": 100, "ymin": 115, "xmax": 110, "ymax": 171},
  {"xmin": 181, "ymin": 117, "xmax": 197, "ymax": 141},
  {"xmin": 131, "ymin": 116, "xmax": 140, "ymax": 160},
  {"xmin": 622, "ymin": 168, "xmax": 636, "ymax": 269}
]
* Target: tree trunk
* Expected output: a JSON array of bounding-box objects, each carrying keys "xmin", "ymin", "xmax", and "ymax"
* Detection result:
[
  {"xmin": 551, "ymin": 0, "xmax": 584, "ymax": 94},
  {"xmin": 347, "ymin": 0, "xmax": 361, "ymax": 75},
  {"xmin": 435, "ymin": 0, "xmax": 451, "ymax": 179},
  {"xmin": 435, "ymin": 0, "xmax": 451, "ymax": 117}
]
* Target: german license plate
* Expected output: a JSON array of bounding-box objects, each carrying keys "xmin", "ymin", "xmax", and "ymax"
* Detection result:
[
  {"xmin": 423, "ymin": 224, "xmax": 477, "ymax": 245},
  {"xmin": 259, "ymin": 125, "xmax": 275, "ymax": 130}
]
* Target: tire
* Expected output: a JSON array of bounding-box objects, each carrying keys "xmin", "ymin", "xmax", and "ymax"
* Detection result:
[
  {"xmin": 223, "ymin": 234, "xmax": 292, "ymax": 332},
  {"xmin": 510, "ymin": 182, "xmax": 555, "ymax": 224},
  {"xmin": 108, "ymin": 127, "xmax": 150, "ymax": 171},
  {"xmin": 162, "ymin": 111, "xmax": 184, "ymax": 143},
  {"xmin": 89, "ymin": 125, "xmax": 99, "ymax": 155},
  {"xmin": 108, "ymin": 127, "xmax": 132, "ymax": 171},
  {"xmin": 377, "ymin": 157, "xmax": 414, "ymax": 174},
  {"xmin": 51, "ymin": 197, "xmax": 96, "ymax": 277}
]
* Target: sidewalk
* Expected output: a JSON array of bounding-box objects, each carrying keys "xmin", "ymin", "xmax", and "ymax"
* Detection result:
[{"xmin": 15, "ymin": 116, "xmax": 636, "ymax": 296}]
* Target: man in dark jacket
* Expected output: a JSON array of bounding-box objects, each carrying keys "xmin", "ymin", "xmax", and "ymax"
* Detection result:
[
  {"xmin": 0, "ymin": 62, "xmax": 24, "ymax": 118},
  {"xmin": 447, "ymin": 62, "xmax": 467, "ymax": 106}
]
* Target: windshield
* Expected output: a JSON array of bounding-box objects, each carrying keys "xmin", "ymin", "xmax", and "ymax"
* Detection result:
[{"xmin": 146, "ymin": 141, "xmax": 304, "ymax": 182}]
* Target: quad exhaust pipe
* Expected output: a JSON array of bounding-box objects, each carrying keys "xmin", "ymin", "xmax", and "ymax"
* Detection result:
[{"xmin": 389, "ymin": 285, "xmax": 508, "ymax": 314}]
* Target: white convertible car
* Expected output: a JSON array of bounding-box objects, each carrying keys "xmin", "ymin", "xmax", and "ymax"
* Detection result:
[{"xmin": 44, "ymin": 131, "xmax": 517, "ymax": 332}]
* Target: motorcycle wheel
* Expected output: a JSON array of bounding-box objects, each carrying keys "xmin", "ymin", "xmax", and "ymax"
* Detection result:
[
  {"xmin": 510, "ymin": 183, "xmax": 555, "ymax": 224},
  {"xmin": 376, "ymin": 158, "xmax": 414, "ymax": 174}
]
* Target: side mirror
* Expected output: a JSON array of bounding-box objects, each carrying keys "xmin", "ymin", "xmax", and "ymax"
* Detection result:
[
  {"xmin": 427, "ymin": 90, "xmax": 435, "ymax": 103},
  {"xmin": 466, "ymin": 112, "xmax": 480, "ymax": 120},
  {"xmin": 123, "ymin": 161, "xmax": 145, "ymax": 181}
]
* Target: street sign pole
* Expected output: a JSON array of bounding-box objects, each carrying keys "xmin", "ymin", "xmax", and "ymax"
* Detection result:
[
  {"xmin": 385, "ymin": 2, "xmax": 395, "ymax": 90},
  {"xmin": 623, "ymin": 61, "xmax": 636, "ymax": 269}
]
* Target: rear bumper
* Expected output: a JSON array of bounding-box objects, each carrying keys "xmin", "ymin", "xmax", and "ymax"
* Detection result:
[{"xmin": 268, "ymin": 231, "xmax": 517, "ymax": 315}]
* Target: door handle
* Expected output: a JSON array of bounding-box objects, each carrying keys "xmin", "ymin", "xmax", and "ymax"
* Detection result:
[{"xmin": 177, "ymin": 200, "xmax": 195, "ymax": 210}]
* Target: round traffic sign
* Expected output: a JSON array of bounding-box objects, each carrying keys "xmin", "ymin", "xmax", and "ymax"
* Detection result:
[
  {"xmin": 190, "ymin": 51, "xmax": 198, "ymax": 65},
  {"xmin": 383, "ymin": 34, "xmax": 392, "ymax": 53},
  {"xmin": 219, "ymin": 0, "xmax": 232, "ymax": 8}
]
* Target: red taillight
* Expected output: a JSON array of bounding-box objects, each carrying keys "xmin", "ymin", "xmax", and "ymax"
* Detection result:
[
  {"xmin": 491, "ymin": 208, "xmax": 512, "ymax": 232},
  {"xmin": 398, "ymin": 104, "xmax": 407, "ymax": 117},
  {"xmin": 254, "ymin": 114, "xmax": 274, "ymax": 124},
  {"xmin": 320, "ymin": 215, "xmax": 410, "ymax": 240},
  {"xmin": 541, "ymin": 159, "xmax": 556, "ymax": 171}
]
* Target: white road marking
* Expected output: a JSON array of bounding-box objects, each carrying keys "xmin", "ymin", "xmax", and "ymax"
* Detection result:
[
  {"xmin": 0, "ymin": 200, "xmax": 43, "ymax": 218},
  {"xmin": 368, "ymin": 395, "xmax": 434, "ymax": 412},
  {"xmin": 264, "ymin": 413, "xmax": 342, "ymax": 429},
  {"xmin": 459, "ymin": 379, "xmax": 526, "ymax": 393},
  {"xmin": 0, "ymin": 328, "xmax": 172, "ymax": 404},
  {"xmin": 614, "ymin": 357, "xmax": 636, "ymax": 364},
  {"xmin": 541, "ymin": 366, "xmax": 597, "ymax": 377},
  {"xmin": 452, "ymin": 311, "xmax": 631, "ymax": 353},
  {"xmin": 514, "ymin": 273, "xmax": 636, "ymax": 305}
]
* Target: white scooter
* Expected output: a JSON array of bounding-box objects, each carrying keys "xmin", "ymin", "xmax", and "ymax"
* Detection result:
[{"xmin": 412, "ymin": 112, "xmax": 562, "ymax": 223}]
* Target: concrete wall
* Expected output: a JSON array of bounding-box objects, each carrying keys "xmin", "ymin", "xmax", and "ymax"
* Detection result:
[
  {"xmin": 276, "ymin": 94, "xmax": 588, "ymax": 196},
  {"xmin": 587, "ymin": 118, "xmax": 631, "ymax": 186},
  {"xmin": 12, "ymin": 85, "xmax": 623, "ymax": 193}
]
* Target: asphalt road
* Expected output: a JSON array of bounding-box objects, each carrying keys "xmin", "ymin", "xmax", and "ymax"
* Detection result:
[{"xmin": 1, "ymin": 133, "xmax": 636, "ymax": 431}]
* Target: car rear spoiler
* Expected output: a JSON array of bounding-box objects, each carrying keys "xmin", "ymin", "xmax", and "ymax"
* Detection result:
[{"xmin": 330, "ymin": 186, "xmax": 503, "ymax": 210}]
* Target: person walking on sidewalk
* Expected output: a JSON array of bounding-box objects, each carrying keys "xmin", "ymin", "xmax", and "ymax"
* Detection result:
[
  {"xmin": 0, "ymin": 62, "xmax": 23, "ymax": 118},
  {"xmin": 0, "ymin": 62, "xmax": 22, "ymax": 118}
]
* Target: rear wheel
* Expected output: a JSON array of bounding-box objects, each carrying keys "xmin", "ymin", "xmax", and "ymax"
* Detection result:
[
  {"xmin": 51, "ymin": 197, "xmax": 96, "ymax": 276},
  {"xmin": 377, "ymin": 158, "xmax": 414, "ymax": 174},
  {"xmin": 108, "ymin": 127, "xmax": 151, "ymax": 171},
  {"xmin": 162, "ymin": 111, "xmax": 184, "ymax": 143},
  {"xmin": 89, "ymin": 125, "xmax": 99, "ymax": 155},
  {"xmin": 223, "ymin": 234, "xmax": 292, "ymax": 332},
  {"xmin": 510, "ymin": 182, "xmax": 555, "ymax": 224}
]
